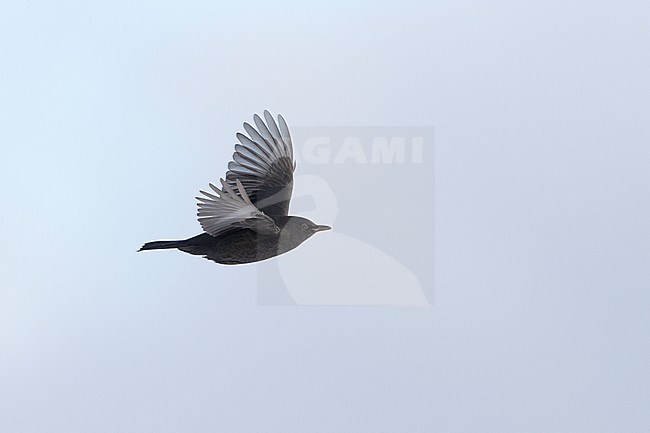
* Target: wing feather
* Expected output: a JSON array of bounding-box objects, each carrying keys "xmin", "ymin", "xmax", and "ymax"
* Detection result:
[
  {"xmin": 225, "ymin": 110, "xmax": 295, "ymax": 216},
  {"xmin": 196, "ymin": 178, "xmax": 280, "ymax": 237},
  {"xmin": 277, "ymin": 114, "xmax": 293, "ymax": 160}
]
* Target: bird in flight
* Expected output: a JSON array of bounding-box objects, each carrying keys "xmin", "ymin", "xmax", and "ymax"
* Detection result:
[{"xmin": 139, "ymin": 110, "xmax": 331, "ymax": 264}]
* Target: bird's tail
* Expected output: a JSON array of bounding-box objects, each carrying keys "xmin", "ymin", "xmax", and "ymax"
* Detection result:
[{"xmin": 138, "ymin": 239, "xmax": 186, "ymax": 251}]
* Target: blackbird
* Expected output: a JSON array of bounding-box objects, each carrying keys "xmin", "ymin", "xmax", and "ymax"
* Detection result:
[{"xmin": 139, "ymin": 111, "xmax": 331, "ymax": 264}]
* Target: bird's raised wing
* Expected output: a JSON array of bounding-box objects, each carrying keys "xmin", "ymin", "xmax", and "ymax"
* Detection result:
[
  {"xmin": 226, "ymin": 110, "xmax": 295, "ymax": 216},
  {"xmin": 197, "ymin": 178, "xmax": 280, "ymax": 237}
]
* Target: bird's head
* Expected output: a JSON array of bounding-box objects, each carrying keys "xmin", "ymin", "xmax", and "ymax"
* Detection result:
[{"xmin": 279, "ymin": 216, "xmax": 331, "ymax": 244}]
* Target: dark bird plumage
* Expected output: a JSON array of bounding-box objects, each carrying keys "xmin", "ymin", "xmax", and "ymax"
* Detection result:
[{"xmin": 139, "ymin": 111, "xmax": 331, "ymax": 265}]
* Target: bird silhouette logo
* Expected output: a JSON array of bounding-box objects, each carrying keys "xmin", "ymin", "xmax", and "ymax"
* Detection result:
[{"xmin": 139, "ymin": 111, "xmax": 331, "ymax": 264}]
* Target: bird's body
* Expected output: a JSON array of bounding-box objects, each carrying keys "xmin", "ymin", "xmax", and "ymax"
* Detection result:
[
  {"xmin": 140, "ymin": 215, "xmax": 329, "ymax": 264},
  {"xmin": 139, "ymin": 111, "xmax": 330, "ymax": 265}
]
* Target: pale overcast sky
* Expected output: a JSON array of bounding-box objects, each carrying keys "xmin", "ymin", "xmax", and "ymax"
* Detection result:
[{"xmin": 1, "ymin": 1, "xmax": 649, "ymax": 432}]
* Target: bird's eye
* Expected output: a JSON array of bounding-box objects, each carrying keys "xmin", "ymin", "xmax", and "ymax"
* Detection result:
[{"xmin": 301, "ymin": 223, "xmax": 309, "ymax": 229}]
